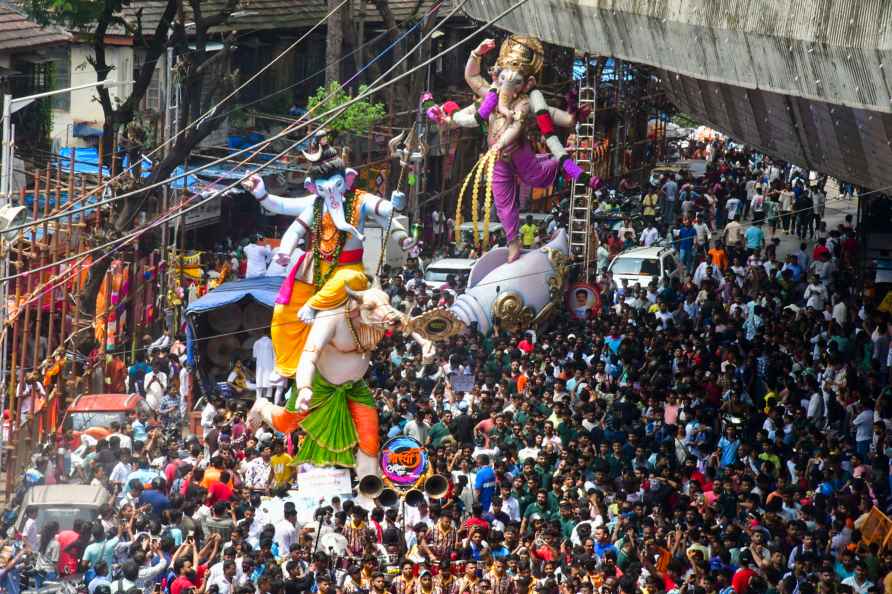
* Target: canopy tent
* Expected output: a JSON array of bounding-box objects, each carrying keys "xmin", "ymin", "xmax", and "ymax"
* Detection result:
[
  {"xmin": 185, "ymin": 275, "xmax": 285, "ymax": 398},
  {"xmin": 185, "ymin": 275, "xmax": 284, "ymax": 315}
]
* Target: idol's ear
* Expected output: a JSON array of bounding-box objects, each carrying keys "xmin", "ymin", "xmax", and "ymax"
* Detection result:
[
  {"xmin": 524, "ymin": 76, "xmax": 537, "ymax": 93},
  {"xmin": 304, "ymin": 177, "xmax": 317, "ymax": 194},
  {"xmin": 344, "ymin": 168, "xmax": 359, "ymax": 191}
]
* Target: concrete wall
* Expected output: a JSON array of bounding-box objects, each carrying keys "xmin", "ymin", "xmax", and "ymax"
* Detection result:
[
  {"xmin": 464, "ymin": 0, "xmax": 892, "ymax": 114},
  {"xmin": 51, "ymin": 44, "xmax": 134, "ymax": 147},
  {"xmin": 464, "ymin": 0, "xmax": 892, "ymax": 189}
]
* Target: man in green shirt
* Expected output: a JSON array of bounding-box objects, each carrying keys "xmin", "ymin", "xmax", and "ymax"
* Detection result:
[
  {"xmin": 520, "ymin": 490, "xmax": 551, "ymax": 535},
  {"xmin": 557, "ymin": 502, "xmax": 576, "ymax": 540},
  {"xmin": 429, "ymin": 411, "xmax": 454, "ymax": 448},
  {"xmin": 513, "ymin": 475, "xmax": 536, "ymax": 518}
]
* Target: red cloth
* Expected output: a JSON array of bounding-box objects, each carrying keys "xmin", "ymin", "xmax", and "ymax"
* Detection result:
[
  {"xmin": 732, "ymin": 568, "xmax": 756, "ymax": 594},
  {"xmin": 535, "ymin": 112, "xmax": 556, "ymax": 136},
  {"xmin": 206, "ymin": 480, "xmax": 233, "ymax": 506},
  {"xmin": 170, "ymin": 575, "xmax": 198, "ymax": 594},
  {"xmin": 812, "ymin": 244, "xmax": 830, "ymax": 261},
  {"xmin": 463, "ymin": 517, "xmax": 489, "ymax": 534},
  {"xmin": 276, "ymin": 248, "xmax": 364, "ymax": 306}
]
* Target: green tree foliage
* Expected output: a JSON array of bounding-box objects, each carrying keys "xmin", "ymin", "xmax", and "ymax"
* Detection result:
[
  {"xmin": 25, "ymin": 0, "xmax": 121, "ymax": 31},
  {"xmin": 307, "ymin": 82, "xmax": 385, "ymax": 136}
]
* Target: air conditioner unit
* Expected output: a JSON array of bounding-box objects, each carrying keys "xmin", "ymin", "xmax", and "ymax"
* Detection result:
[{"xmin": 0, "ymin": 204, "xmax": 27, "ymax": 239}]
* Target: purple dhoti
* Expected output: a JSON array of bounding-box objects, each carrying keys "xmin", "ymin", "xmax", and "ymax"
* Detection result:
[{"xmin": 492, "ymin": 142, "xmax": 559, "ymax": 242}]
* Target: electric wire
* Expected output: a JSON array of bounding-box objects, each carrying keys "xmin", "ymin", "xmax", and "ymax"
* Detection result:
[
  {"xmin": 0, "ymin": 0, "xmax": 488, "ymax": 283},
  {"xmin": 1, "ymin": 2, "xmax": 442, "ymax": 237},
  {"xmin": 0, "ymin": 0, "xmax": 499, "ymax": 332},
  {"xmin": 34, "ymin": 0, "xmax": 352, "ymax": 223}
]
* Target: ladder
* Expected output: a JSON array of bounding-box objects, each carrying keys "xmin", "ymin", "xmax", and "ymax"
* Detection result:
[{"xmin": 568, "ymin": 55, "xmax": 598, "ymax": 282}]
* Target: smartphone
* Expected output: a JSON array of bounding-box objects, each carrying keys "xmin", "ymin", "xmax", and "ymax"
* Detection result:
[{"xmin": 154, "ymin": 585, "xmax": 162, "ymax": 593}]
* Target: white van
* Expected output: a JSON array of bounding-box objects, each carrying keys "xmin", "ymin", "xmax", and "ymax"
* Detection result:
[
  {"xmin": 423, "ymin": 258, "xmax": 476, "ymax": 289},
  {"xmin": 607, "ymin": 245, "xmax": 682, "ymax": 288}
]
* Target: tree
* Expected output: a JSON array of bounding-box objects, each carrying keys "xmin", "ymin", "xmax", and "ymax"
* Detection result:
[
  {"xmin": 325, "ymin": 0, "xmax": 344, "ymax": 86},
  {"xmin": 307, "ymin": 82, "xmax": 385, "ymax": 139},
  {"xmin": 25, "ymin": 0, "xmax": 242, "ymax": 316}
]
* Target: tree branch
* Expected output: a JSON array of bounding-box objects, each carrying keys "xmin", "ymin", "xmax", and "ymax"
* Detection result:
[
  {"xmin": 92, "ymin": 0, "xmax": 116, "ymax": 118},
  {"xmin": 200, "ymin": 0, "xmax": 240, "ymax": 30}
]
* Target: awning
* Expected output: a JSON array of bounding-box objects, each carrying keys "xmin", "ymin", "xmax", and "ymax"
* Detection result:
[
  {"xmin": 185, "ymin": 275, "xmax": 284, "ymax": 315},
  {"xmin": 73, "ymin": 122, "xmax": 103, "ymax": 138}
]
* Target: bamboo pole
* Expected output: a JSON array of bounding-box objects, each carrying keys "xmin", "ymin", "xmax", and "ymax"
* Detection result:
[
  {"xmin": 16, "ymin": 260, "xmax": 32, "ymax": 427},
  {"xmin": 97, "ymin": 138, "xmax": 104, "ymax": 185},
  {"xmin": 46, "ymin": 167, "xmax": 60, "ymax": 365},
  {"xmin": 71, "ymin": 234, "xmax": 83, "ymax": 388},
  {"xmin": 7, "ymin": 228, "xmax": 23, "ymax": 420},
  {"xmin": 32, "ymin": 166, "xmax": 50, "ymax": 372}
]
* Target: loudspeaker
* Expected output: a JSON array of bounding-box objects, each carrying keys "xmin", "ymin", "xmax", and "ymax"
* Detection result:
[
  {"xmin": 358, "ymin": 475, "xmax": 384, "ymax": 499},
  {"xmin": 378, "ymin": 488, "xmax": 399, "ymax": 508},
  {"xmin": 423, "ymin": 474, "xmax": 448, "ymax": 499},
  {"xmin": 404, "ymin": 489, "xmax": 425, "ymax": 508}
]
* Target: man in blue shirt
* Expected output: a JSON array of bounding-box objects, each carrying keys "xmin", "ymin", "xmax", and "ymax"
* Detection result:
[
  {"xmin": 661, "ymin": 176, "xmax": 678, "ymax": 224},
  {"xmin": 593, "ymin": 525, "xmax": 617, "ymax": 559},
  {"xmin": 716, "ymin": 426, "xmax": 741, "ymax": 468},
  {"xmin": 676, "ymin": 221, "xmax": 697, "ymax": 270},
  {"xmin": 474, "ymin": 454, "xmax": 497, "ymax": 511},
  {"xmin": 745, "ymin": 223, "xmax": 765, "ymax": 252}
]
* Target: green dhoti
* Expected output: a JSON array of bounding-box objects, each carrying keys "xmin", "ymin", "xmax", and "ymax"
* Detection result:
[{"xmin": 288, "ymin": 372, "xmax": 378, "ymax": 468}]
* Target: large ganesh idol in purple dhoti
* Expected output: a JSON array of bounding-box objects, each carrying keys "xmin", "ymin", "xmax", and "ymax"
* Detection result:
[{"xmin": 427, "ymin": 35, "xmax": 602, "ymax": 262}]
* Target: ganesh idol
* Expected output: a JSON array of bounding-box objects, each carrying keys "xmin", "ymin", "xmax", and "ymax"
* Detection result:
[
  {"xmin": 428, "ymin": 35, "xmax": 602, "ymax": 262},
  {"xmin": 240, "ymin": 148, "xmax": 427, "ymax": 475},
  {"xmin": 242, "ymin": 146, "xmax": 416, "ymax": 375}
]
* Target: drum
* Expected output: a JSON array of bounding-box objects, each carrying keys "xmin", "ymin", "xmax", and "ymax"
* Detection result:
[{"xmin": 379, "ymin": 435, "xmax": 428, "ymax": 489}]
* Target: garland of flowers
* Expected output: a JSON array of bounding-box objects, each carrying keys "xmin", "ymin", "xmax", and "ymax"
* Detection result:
[{"xmin": 312, "ymin": 189, "xmax": 356, "ymax": 290}]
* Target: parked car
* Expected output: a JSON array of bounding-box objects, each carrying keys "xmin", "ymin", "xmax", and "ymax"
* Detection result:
[
  {"xmin": 14, "ymin": 484, "xmax": 111, "ymax": 536},
  {"xmin": 607, "ymin": 245, "xmax": 682, "ymax": 288},
  {"xmin": 61, "ymin": 393, "xmax": 149, "ymax": 442}
]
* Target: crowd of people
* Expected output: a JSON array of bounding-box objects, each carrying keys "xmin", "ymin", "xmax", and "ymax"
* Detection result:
[{"xmin": 6, "ymin": 140, "xmax": 892, "ymax": 594}]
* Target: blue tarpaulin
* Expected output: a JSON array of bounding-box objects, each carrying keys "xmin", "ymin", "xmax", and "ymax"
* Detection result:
[
  {"xmin": 185, "ymin": 275, "xmax": 284, "ymax": 315},
  {"xmin": 57, "ymin": 148, "xmax": 199, "ymax": 189},
  {"xmin": 72, "ymin": 122, "xmax": 103, "ymax": 138},
  {"xmin": 58, "ymin": 147, "xmax": 110, "ymax": 177}
]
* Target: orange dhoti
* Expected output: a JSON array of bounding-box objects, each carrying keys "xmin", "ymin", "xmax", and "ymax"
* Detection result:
[{"xmin": 271, "ymin": 254, "xmax": 365, "ymax": 378}]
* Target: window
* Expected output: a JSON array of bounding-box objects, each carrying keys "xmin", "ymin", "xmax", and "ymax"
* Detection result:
[
  {"xmin": 52, "ymin": 48, "xmax": 71, "ymax": 110},
  {"xmin": 610, "ymin": 257, "xmax": 660, "ymax": 276},
  {"xmin": 135, "ymin": 53, "xmax": 162, "ymax": 111}
]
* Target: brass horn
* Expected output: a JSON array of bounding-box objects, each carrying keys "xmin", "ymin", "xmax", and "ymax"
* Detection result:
[
  {"xmin": 358, "ymin": 475, "xmax": 384, "ymax": 499},
  {"xmin": 378, "ymin": 488, "xmax": 399, "ymax": 508},
  {"xmin": 404, "ymin": 488, "xmax": 425, "ymax": 508},
  {"xmin": 423, "ymin": 474, "xmax": 449, "ymax": 499}
]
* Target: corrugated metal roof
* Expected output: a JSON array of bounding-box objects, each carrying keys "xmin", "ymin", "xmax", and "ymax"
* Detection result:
[
  {"xmin": 0, "ymin": 4, "xmax": 69, "ymax": 52},
  {"xmin": 660, "ymin": 69, "xmax": 892, "ymax": 191}
]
